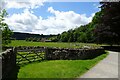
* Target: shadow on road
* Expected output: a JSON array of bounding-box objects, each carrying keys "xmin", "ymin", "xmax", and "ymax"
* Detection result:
[{"xmin": 101, "ymin": 46, "xmax": 120, "ymax": 52}]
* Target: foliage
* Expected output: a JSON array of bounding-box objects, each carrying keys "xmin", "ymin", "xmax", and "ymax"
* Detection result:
[
  {"xmin": 94, "ymin": 2, "xmax": 120, "ymax": 45},
  {"xmin": 50, "ymin": 2, "xmax": 120, "ymax": 45},
  {"xmin": 54, "ymin": 22, "xmax": 96, "ymax": 43},
  {"xmin": 50, "ymin": 12, "xmax": 102, "ymax": 43},
  {"xmin": 49, "ymin": 36, "xmax": 58, "ymax": 42},
  {"xmin": 25, "ymin": 37, "xmax": 41, "ymax": 42},
  {"xmin": 0, "ymin": 9, "xmax": 13, "ymax": 46}
]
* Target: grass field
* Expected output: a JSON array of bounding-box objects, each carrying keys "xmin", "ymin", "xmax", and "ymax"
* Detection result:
[
  {"xmin": 18, "ymin": 52, "xmax": 108, "ymax": 78},
  {"xmin": 7, "ymin": 40, "xmax": 108, "ymax": 78},
  {"xmin": 8, "ymin": 40, "xmax": 102, "ymax": 48}
]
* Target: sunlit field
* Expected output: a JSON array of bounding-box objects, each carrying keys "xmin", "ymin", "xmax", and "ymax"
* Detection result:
[
  {"xmin": 7, "ymin": 40, "xmax": 103, "ymax": 48},
  {"xmin": 18, "ymin": 52, "xmax": 108, "ymax": 78}
]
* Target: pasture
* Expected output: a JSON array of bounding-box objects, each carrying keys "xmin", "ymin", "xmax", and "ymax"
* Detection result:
[
  {"xmin": 7, "ymin": 40, "xmax": 108, "ymax": 78},
  {"xmin": 18, "ymin": 52, "xmax": 108, "ymax": 78},
  {"xmin": 8, "ymin": 40, "xmax": 102, "ymax": 48}
]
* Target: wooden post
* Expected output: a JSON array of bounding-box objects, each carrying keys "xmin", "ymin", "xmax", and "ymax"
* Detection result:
[
  {"xmin": 0, "ymin": 54, "xmax": 2, "ymax": 80},
  {"xmin": 13, "ymin": 47, "xmax": 17, "ymax": 66},
  {"xmin": 44, "ymin": 47, "xmax": 48, "ymax": 60}
]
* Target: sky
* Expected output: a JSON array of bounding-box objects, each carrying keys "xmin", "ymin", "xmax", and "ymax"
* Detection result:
[{"xmin": 1, "ymin": 0, "xmax": 100, "ymax": 35}]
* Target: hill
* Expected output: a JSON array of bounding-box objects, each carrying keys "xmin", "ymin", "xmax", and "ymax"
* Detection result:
[{"xmin": 12, "ymin": 32, "xmax": 57, "ymax": 40}]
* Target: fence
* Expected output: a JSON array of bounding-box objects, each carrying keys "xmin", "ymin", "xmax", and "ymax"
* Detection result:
[
  {"xmin": 1, "ymin": 46, "xmax": 105, "ymax": 79},
  {"xmin": 2, "ymin": 46, "xmax": 105, "ymax": 65},
  {"xmin": 16, "ymin": 46, "xmax": 46, "ymax": 65}
]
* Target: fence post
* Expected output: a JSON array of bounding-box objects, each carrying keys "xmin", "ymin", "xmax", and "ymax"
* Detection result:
[
  {"xmin": 0, "ymin": 30, "xmax": 2, "ymax": 80},
  {"xmin": 45, "ymin": 47, "xmax": 48, "ymax": 60},
  {"xmin": 0, "ymin": 54, "xmax": 2, "ymax": 80},
  {"xmin": 13, "ymin": 47, "xmax": 17, "ymax": 66}
]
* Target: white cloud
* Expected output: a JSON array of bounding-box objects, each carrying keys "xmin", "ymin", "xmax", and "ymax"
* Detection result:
[
  {"xmin": 2, "ymin": 0, "xmax": 45, "ymax": 9},
  {"xmin": 5, "ymin": 9, "xmax": 38, "ymax": 32},
  {"xmin": 5, "ymin": 7, "xmax": 93, "ymax": 35}
]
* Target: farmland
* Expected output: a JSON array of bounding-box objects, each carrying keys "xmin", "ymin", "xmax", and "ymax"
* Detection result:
[
  {"xmin": 6, "ymin": 40, "xmax": 109, "ymax": 78},
  {"xmin": 18, "ymin": 52, "xmax": 108, "ymax": 78},
  {"xmin": 7, "ymin": 40, "xmax": 102, "ymax": 48}
]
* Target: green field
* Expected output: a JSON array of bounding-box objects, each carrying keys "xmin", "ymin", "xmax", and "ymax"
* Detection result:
[
  {"xmin": 8, "ymin": 40, "xmax": 102, "ymax": 48},
  {"xmin": 18, "ymin": 52, "xmax": 108, "ymax": 78},
  {"xmin": 7, "ymin": 40, "xmax": 108, "ymax": 78}
]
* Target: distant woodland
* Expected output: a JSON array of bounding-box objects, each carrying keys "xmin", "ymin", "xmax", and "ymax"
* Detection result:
[{"xmin": 11, "ymin": 32, "xmax": 57, "ymax": 41}]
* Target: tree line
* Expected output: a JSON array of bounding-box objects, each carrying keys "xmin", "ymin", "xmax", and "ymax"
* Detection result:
[
  {"xmin": 50, "ymin": 2, "xmax": 120, "ymax": 45},
  {"xmin": 0, "ymin": 2, "xmax": 120, "ymax": 46}
]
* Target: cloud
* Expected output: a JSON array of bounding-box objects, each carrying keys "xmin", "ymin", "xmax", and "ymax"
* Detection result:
[
  {"xmin": 5, "ymin": 9, "xmax": 38, "ymax": 32},
  {"xmin": 5, "ymin": 7, "xmax": 93, "ymax": 35},
  {"xmin": 2, "ymin": 0, "xmax": 45, "ymax": 9}
]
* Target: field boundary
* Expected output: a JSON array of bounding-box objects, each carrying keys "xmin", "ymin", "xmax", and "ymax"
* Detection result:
[
  {"xmin": 1, "ymin": 48, "xmax": 17, "ymax": 79},
  {"xmin": 1, "ymin": 46, "xmax": 105, "ymax": 79},
  {"xmin": 45, "ymin": 47, "xmax": 105, "ymax": 60}
]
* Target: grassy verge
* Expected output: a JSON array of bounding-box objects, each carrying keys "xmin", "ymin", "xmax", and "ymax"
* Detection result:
[{"xmin": 18, "ymin": 52, "xmax": 109, "ymax": 78}]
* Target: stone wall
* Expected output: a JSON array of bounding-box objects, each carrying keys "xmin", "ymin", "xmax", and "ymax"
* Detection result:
[
  {"xmin": 45, "ymin": 47, "xmax": 105, "ymax": 60},
  {"xmin": 0, "ymin": 46, "xmax": 105, "ymax": 79},
  {"xmin": 16, "ymin": 46, "xmax": 45, "ymax": 52},
  {"xmin": 1, "ymin": 47, "xmax": 17, "ymax": 79}
]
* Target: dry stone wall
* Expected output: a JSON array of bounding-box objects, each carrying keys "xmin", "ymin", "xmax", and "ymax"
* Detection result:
[
  {"xmin": 45, "ymin": 47, "xmax": 105, "ymax": 60},
  {"xmin": 1, "ymin": 47, "xmax": 17, "ymax": 79},
  {"xmin": 1, "ymin": 46, "xmax": 105, "ymax": 79}
]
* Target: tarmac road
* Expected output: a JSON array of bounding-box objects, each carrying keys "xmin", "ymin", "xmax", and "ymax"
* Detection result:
[{"xmin": 79, "ymin": 51, "xmax": 118, "ymax": 78}]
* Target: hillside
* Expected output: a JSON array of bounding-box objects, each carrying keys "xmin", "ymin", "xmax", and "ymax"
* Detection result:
[{"xmin": 12, "ymin": 32, "xmax": 57, "ymax": 40}]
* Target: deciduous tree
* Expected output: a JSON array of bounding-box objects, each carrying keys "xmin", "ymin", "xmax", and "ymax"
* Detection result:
[{"xmin": 0, "ymin": 9, "xmax": 13, "ymax": 46}]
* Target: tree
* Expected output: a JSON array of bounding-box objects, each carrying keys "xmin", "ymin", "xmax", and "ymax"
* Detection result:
[
  {"xmin": 53, "ymin": 22, "xmax": 96, "ymax": 43},
  {"xmin": 94, "ymin": 2, "xmax": 120, "ymax": 45},
  {"xmin": 60, "ymin": 31, "xmax": 68, "ymax": 42},
  {"xmin": 49, "ymin": 36, "xmax": 58, "ymax": 42},
  {"xmin": 49, "ymin": 2, "xmax": 120, "ymax": 44},
  {"xmin": 68, "ymin": 29, "xmax": 74, "ymax": 42},
  {"xmin": 0, "ymin": 9, "xmax": 13, "ymax": 46},
  {"xmin": 89, "ymin": 11, "xmax": 103, "ymax": 43}
]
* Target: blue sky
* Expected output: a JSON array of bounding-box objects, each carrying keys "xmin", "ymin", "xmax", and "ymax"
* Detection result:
[
  {"xmin": 4, "ymin": 1, "xmax": 100, "ymax": 35},
  {"xmin": 7, "ymin": 2, "xmax": 99, "ymax": 18}
]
